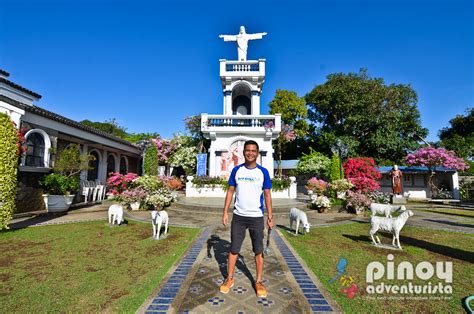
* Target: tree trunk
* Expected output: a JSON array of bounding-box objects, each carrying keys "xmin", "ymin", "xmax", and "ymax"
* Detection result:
[{"xmin": 278, "ymin": 141, "xmax": 283, "ymax": 178}]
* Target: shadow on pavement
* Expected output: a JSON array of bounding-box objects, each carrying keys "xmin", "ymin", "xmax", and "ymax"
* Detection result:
[
  {"xmin": 8, "ymin": 212, "xmax": 68, "ymax": 230},
  {"xmin": 207, "ymin": 234, "xmax": 255, "ymax": 285}
]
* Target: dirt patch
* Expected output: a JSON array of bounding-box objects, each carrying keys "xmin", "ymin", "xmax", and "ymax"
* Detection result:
[
  {"xmin": 0, "ymin": 257, "xmax": 14, "ymax": 267},
  {"xmin": 85, "ymin": 266, "xmax": 99, "ymax": 272},
  {"xmin": 0, "ymin": 273, "xmax": 11, "ymax": 281}
]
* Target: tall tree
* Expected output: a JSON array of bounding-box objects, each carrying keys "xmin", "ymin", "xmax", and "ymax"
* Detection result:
[
  {"xmin": 80, "ymin": 118, "xmax": 128, "ymax": 139},
  {"xmin": 269, "ymin": 89, "xmax": 309, "ymax": 160},
  {"xmin": 305, "ymin": 69, "xmax": 428, "ymax": 163},
  {"xmin": 438, "ymin": 108, "xmax": 473, "ymax": 159}
]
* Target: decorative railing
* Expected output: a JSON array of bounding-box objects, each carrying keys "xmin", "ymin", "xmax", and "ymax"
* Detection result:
[
  {"xmin": 219, "ymin": 59, "xmax": 266, "ymax": 77},
  {"xmin": 225, "ymin": 62, "xmax": 259, "ymax": 72},
  {"xmin": 201, "ymin": 114, "xmax": 281, "ymax": 133}
]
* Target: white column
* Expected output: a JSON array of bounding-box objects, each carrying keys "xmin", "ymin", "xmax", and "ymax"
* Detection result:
[
  {"xmin": 452, "ymin": 172, "xmax": 460, "ymax": 200},
  {"xmin": 100, "ymin": 150, "xmax": 108, "ymax": 183},
  {"xmin": 115, "ymin": 154, "xmax": 120, "ymax": 172},
  {"xmin": 80, "ymin": 144, "xmax": 89, "ymax": 181},
  {"xmin": 225, "ymin": 91, "xmax": 232, "ymax": 115},
  {"xmin": 209, "ymin": 144, "xmax": 216, "ymax": 177},
  {"xmin": 251, "ymin": 91, "xmax": 260, "ymax": 115}
]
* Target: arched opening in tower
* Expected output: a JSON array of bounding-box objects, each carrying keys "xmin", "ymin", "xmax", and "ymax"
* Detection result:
[{"xmin": 232, "ymin": 84, "xmax": 251, "ymax": 115}]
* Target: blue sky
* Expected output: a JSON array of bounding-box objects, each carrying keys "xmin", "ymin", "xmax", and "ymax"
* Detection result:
[{"xmin": 1, "ymin": 0, "xmax": 472, "ymax": 142}]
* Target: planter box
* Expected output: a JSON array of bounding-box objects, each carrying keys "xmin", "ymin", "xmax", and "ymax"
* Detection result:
[
  {"xmin": 185, "ymin": 176, "xmax": 297, "ymax": 199},
  {"xmin": 43, "ymin": 194, "xmax": 75, "ymax": 213}
]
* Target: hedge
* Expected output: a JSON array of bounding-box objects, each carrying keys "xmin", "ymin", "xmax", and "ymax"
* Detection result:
[{"xmin": 0, "ymin": 113, "xmax": 19, "ymax": 229}]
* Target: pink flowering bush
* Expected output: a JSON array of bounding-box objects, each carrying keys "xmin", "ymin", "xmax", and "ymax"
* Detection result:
[
  {"xmin": 305, "ymin": 177, "xmax": 328, "ymax": 195},
  {"xmin": 404, "ymin": 147, "xmax": 469, "ymax": 197},
  {"xmin": 346, "ymin": 191, "xmax": 371, "ymax": 214},
  {"xmin": 343, "ymin": 158, "xmax": 381, "ymax": 193},
  {"xmin": 404, "ymin": 147, "xmax": 468, "ymax": 170},
  {"xmin": 152, "ymin": 136, "xmax": 180, "ymax": 164},
  {"xmin": 106, "ymin": 172, "xmax": 139, "ymax": 195},
  {"xmin": 121, "ymin": 187, "xmax": 148, "ymax": 204}
]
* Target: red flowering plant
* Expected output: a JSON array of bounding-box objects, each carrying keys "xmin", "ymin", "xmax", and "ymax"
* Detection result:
[
  {"xmin": 106, "ymin": 172, "xmax": 139, "ymax": 195},
  {"xmin": 343, "ymin": 157, "xmax": 381, "ymax": 193},
  {"xmin": 16, "ymin": 127, "xmax": 28, "ymax": 156},
  {"xmin": 10, "ymin": 121, "xmax": 27, "ymax": 156},
  {"xmin": 405, "ymin": 147, "xmax": 468, "ymax": 197}
]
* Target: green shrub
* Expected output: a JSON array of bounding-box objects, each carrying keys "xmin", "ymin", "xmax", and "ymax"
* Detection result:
[
  {"xmin": 0, "ymin": 113, "xmax": 19, "ymax": 229},
  {"xmin": 144, "ymin": 144, "xmax": 158, "ymax": 175},
  {"xmin": 329, "ymin": 154, "xmax": 342, "ymax": 181},
  {"xmin": 271, "ymin": 176, "xmax": 292, "ymax": 192},
  {"xmin": 192, "ymin": 176, "xmax": 227, "ymax": 188},
  {"xmin": 40, "ymin": 144, "xmax": 91, "ymax": 195},
  {"xmin": 40, "ymin": 173, "xmax": 79, "ymax": 195},
  {"xmin": 296, "ymin": 148, "xmax": 331, "ymax": 178}
]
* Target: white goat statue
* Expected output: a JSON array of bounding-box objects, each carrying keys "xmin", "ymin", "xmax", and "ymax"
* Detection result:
[
  {"xmin": 369, "ymin": 210, "xmax": 414, "ymax": 250},
  {"xmin": 108, "ymin": 204, "xmax": 124, "ymax": 225},
  {"xmin": 151, "ymin": 210, "xmax": 169, "ymax": 240},
  {"xmin": 370, "ymin": 203, "xmax": 406, "ymax": 218},
  {"xmin": 289, "ymin": 207, "xmax": 310, "ymax": 235}
]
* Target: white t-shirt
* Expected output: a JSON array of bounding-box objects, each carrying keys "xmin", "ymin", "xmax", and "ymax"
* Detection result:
[{"xmin": 228, "ymin": 164, "xmax": 272, "ymax": 217}]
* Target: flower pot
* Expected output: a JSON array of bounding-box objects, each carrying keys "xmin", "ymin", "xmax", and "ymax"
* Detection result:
[
  {"xmin": 355, "ymin": 206, "xmax": 365, "ymax": 215},
  {"xmin": 43, "ymin": 194, "xmax": 75, "ymax": 213},
  {"xmin": 130, "ymin": 202, "xmax": 140, "ymax": 211},
  {"xmin": 317, "ymin": 207, "xmax": 328, "ymax": 213}
]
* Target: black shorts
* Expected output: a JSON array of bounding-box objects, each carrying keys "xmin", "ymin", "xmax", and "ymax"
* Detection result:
[{"xmin": 230, "ymin": 213, "xmax": 264, "ymax": 255}]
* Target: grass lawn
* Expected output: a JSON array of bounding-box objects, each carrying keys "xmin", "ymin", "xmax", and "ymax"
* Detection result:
[
  {"xmin": 0, "ymin": 220, "xmax": 200, "ymax": 312},
  {"xmin": 282, "ymin": 222, "xmax": 474, "ymax": 313}
]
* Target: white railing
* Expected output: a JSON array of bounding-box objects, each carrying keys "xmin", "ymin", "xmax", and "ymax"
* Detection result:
[
  {"xmin": 201, "ymin": 114, "xmax": 281, "ymax": 132},
  {"xmin": 219, "ymin": 59, "xmax": 266, "ymax": 77}
]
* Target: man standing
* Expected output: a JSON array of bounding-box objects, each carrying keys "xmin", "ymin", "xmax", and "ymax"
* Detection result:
[{"xmin": 220, "ymin": 140, "xmax": 274, "ymax": 298}]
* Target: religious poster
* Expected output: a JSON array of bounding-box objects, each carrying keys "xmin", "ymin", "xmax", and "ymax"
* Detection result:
[{"xmin": 219, "ymin": 140, "xmax": 262, "ymax": 178}]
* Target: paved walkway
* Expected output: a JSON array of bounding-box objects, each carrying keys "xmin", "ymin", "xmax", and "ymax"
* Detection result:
[{"xmin": 138, "ymin": 225, "xmax": 337, "ymax": 313}]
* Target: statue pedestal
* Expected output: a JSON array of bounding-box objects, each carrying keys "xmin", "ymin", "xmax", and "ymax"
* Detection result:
[
  {"xmin": 391, "ymin": 195, "xmax": 407, "ymax": 204},
  {"xmin": 372, "ymin": 243, "xmax": 402, "ymax": 250}
]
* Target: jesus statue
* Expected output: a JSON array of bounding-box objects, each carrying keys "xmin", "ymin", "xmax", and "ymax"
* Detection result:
[{"xmin": 219, "ymin": 26, "xmax": 267, "ymax": 61}]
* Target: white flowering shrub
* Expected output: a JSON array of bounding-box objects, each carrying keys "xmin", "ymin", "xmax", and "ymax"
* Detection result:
[
  {"xmin": 309, "ymin": 195, "xmax": 331, "ymax": 209},
  {"xmin": 169, "ymin": 146, "xmax": 197, "ymax": 174},
  {"xmin": 145, "ymin": 187, "xmax": 177, "ymax": 209},
  {"xmin": 296, "ymin": 148, "xmax": 331, "ymax": 177}
]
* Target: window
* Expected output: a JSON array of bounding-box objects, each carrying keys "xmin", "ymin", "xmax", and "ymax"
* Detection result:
[
  {"xmin": 403, "ymin": 175, "xmax": 414, "ymax": 187},
  {"xmin": 25, "ymin": 132, "xmax": 45, "ymax": 167},
  {"xmin": 87, "ymin": 151, "xmax": 100, "ymax": 180},
  {"xmin": 107, "ymin": 154, "xmax": 116, "ymax": 175},
  {"xmin": 120, "ymin": 156, "xmax": 128, "ymax": 174}
]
